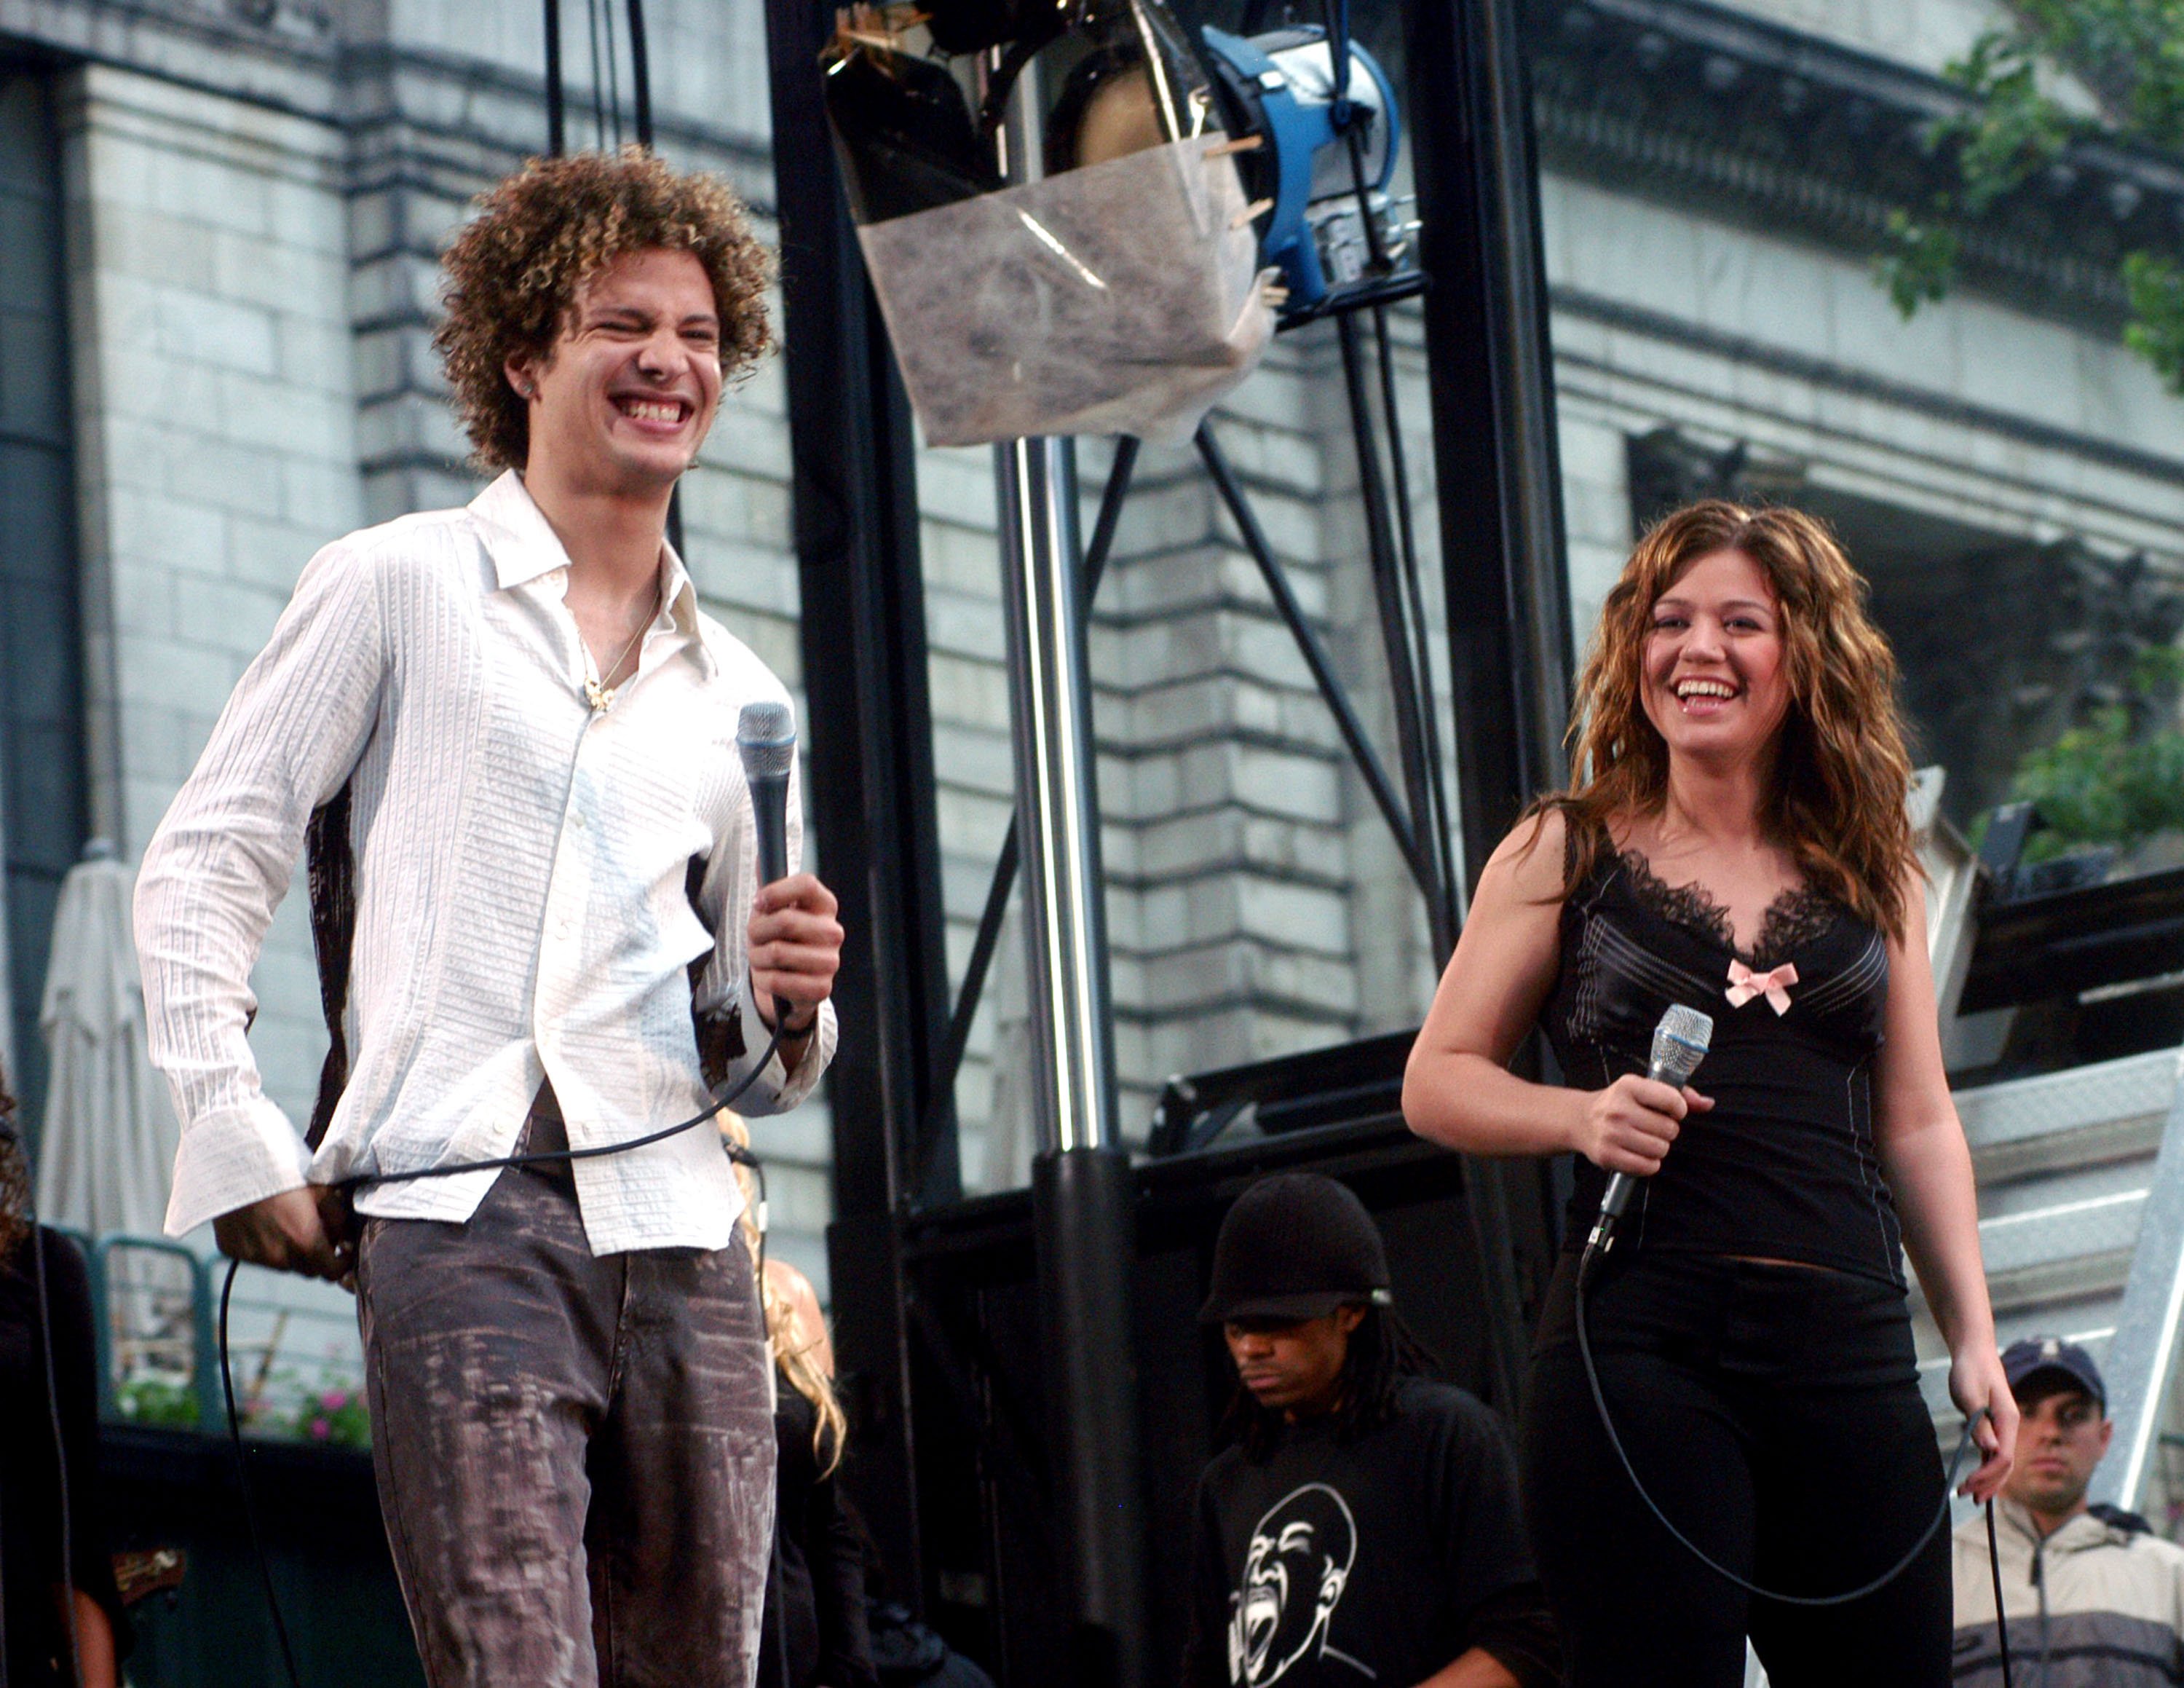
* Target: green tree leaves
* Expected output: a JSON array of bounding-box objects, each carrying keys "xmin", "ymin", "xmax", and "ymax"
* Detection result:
[
  {"xmin": 2009, "ymin": 647, "xmax": 2184, "ymax": 861},
  {"xmin": 1877, "ymin": 0, "xmax": 2184, "ymax": 393},
  {"xmin": 2124, "ymin": 250, "xmax": 2184, "ymax": 387}
]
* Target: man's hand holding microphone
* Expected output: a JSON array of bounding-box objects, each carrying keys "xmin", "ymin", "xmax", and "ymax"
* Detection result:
[
  {"xmin": 748, "ymin": 870, "xmax": 840, "ymax": 1070},
  {"xmin": 738, "ymin": 701, "xmax": 842, "ymax": 1073}
]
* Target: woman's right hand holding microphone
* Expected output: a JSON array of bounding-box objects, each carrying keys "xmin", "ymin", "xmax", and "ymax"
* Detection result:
[{"xmin": 1572, "ymin": 1073, "xmax": 1714, "ymax": 1176}]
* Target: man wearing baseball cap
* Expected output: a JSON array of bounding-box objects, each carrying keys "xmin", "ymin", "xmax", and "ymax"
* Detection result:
[
  {"xmin": 1181, "ymin": 1173, "xmax": 1558, "ymax": 1688},
  {"xmin": 1951, "ymin": 1336, "xmax": 2184, "ymax": 1684}
]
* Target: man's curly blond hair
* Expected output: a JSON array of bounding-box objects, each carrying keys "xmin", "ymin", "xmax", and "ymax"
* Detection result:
[{"xmin": 436, "ymin": 148, "xmax": 775, "ymax": 471}]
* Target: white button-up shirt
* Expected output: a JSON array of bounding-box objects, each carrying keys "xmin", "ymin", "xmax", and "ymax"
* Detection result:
[{"xmin": 138, "ymin": 471, "xmax": 835, "ymax": 1254}]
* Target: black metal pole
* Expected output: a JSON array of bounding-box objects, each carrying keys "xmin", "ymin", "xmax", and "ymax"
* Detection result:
[
  {"xmin": 763, "ymin": 0, "xmax": 961, "ymax": 1603},
  {"xmin": 1032, "ymin": 1145, "xmax": 1143, "ymax": 1688},
  {"xmin": 602, "ymin": 0, "xmax": 624, "ymax": 149},
  {"xmin": 622, "ymin": 0, "xmax": 680, "ymax": 551},
  {"xmin": 1334, "ymin": 312, "xmax": 1454, "ymax": 958},
  {"xmin": 1409, "ymin": 0, "xmax": 1573, "ymax": 875},
  {"xmin": 625, "ymin": 0, "xmax": 653, "ymax": 147},
  {"xmin": 1370, "ymin": 304, "xmax": 1463, "ymax": 953},
  {"xmin": 543, "ymin": 0, "xmax": 566, "ymax": 156},
  {"xmin": 1403, "ymin": 0, "xmax": 1573, "ymax": 1411}
]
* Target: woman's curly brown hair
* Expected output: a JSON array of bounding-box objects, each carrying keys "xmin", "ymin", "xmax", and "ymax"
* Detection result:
[
  {"xmin": 436, "ymin": 147, "xmax": 775, "ymax": 471},
  {"xmin": 1537, "ymin": 500, "xmax": 1919, "ymax": 941}
]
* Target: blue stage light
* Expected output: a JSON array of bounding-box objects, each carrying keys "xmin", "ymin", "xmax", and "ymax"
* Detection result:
[{"xmin": 1198, "ymin": 24, "xmax": 1413, "ymax": 311}]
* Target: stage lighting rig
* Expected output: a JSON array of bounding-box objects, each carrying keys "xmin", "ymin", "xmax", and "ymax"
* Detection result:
[
  {"xmin": 1198, "ymin": 23, "xmax": 1415, "ymax": 318},
  {"xmin": 815, "ymin": 0, "xmax": 1454, "ymax": 947},
  {"xmin": 822, "ymin": 0, "xmax": 1279, "ymax": 446}
]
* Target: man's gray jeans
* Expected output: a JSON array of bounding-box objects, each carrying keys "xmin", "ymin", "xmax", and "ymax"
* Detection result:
[{"xmin": 355, "ymin": 1153, "xmax": 776, "ymax": 1687}]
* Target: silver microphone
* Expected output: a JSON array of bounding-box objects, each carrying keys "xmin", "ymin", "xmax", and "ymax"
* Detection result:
[
  {"xmin": 1584, "ymin": 1003, "xmax": 1714, "ymax": 1264},
  {"xmin": 737, "ymin": 701, "xmax": 796, "ymax": 888}
]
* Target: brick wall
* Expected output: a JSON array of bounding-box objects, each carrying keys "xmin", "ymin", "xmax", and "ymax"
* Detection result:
[{"xmin": 62, "ymin": 61, "xmax": 361, "ymax": 1127}]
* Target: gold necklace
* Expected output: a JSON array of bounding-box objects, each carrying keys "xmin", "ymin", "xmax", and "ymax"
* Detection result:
[{"xmin": 583, "ymin": 591, "xmax": 659, "ymax": 713}]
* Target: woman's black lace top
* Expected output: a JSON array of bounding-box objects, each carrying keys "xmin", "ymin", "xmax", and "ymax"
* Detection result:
[{"xmin": 1540, "ymin": 838, "xmax": 1903, "ymax": 1285}]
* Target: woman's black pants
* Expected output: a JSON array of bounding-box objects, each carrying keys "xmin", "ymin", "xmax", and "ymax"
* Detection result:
[{"xmin": 1520, "ymin": 1252, "xmax": 1951, "ymax": 1687}]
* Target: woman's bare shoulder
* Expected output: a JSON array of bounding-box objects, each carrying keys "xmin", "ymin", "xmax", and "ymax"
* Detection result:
[{"xmin": 1484, "ymin": 805, "xmax": 1574, "ymax": 906}]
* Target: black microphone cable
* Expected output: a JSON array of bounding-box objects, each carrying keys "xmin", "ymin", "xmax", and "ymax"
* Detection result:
[
  {"xmin": 216, "ymin": 1019, "xmax": 788, "ymax": 1688},
  {"xmin": 1986, "ymin": 1493, "xmax": 2014, "ymax": 1687},
  {"xmin": 31, "ymin": 1225, "xmax": 84, "ymax": 1688},
  {"xmin": 218, "ymin": 1254, "xmax": 304, "ymax": 1688},
  {"xmin": 3, "ymin": 1105, "xmax": 87, "ymax": 1688},
  {"xmin": 1573, "ymin": 1240, "xmax": 2011, "ymax": 1681},
  {"xmin": 356, "ymin": 1022, "xmax": 783, "ymax": 1189}
]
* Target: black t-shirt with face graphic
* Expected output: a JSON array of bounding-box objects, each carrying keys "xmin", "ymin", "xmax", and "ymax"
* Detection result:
[{"xmin": 1184, "ymin": 1378, "xmax": 1558, "ymax": 1688}]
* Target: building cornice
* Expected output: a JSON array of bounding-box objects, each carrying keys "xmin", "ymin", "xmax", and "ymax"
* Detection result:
[
  {"xmin": 1526, "ymin": 0, "xmax": 2184, "ymax": 327},
  {"xmin": 0, "ymin": 2, "xmax": 772, "ymax": 194},
  {"xmin": 1554, "ymin": 285, "xmax": 2184, "ymax": 485}
]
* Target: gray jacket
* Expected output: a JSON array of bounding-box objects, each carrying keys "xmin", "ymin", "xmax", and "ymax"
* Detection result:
[{"xmin": 1953, "ymin": 1498, "xmax": 2184, "ymax": 1684}]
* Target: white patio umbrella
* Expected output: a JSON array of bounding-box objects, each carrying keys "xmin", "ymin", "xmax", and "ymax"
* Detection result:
[{"xmin": 34, "ymin": 841, "xmax": 179, "ymax": 1237}]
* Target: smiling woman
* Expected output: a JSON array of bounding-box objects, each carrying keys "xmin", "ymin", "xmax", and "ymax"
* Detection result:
[
  {"xmin": 1548, "ymin": 501, "xmax": 1919, "ymax": 945},
  {"xmin": 1401, "ymin": 500, "xmax": 2013, "ymax": 1687}
]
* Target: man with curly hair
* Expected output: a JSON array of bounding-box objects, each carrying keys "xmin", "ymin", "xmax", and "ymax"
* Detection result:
[{"xmin": 135, "ymin": 149, "xmax": 840, "ymax": 1687}]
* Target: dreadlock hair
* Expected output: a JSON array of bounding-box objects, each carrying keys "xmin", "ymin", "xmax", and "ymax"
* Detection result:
[
  {"xmin": 1217, "ymin": 1303, "xmax": 1439, "ymax": 1463},
  {"xmin": 0, "ymin": 1065, "xmax": 28, "ymax": 1272}
]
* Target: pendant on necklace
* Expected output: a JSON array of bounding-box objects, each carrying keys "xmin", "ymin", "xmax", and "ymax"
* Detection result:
[{"xmin": 583, "ymin": 592, "xmax": 657, "ymax": 717}]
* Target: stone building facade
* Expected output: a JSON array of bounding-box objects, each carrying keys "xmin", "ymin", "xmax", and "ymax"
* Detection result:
[{"xmin": 0, "ymin": 0, "xmax": 2178, "ymax": 1303}]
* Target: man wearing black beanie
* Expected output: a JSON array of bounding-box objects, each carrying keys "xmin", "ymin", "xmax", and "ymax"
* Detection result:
[{"xmin": 1182, "ymin": 1173, "xmax": 1559, "ymax": 1688}]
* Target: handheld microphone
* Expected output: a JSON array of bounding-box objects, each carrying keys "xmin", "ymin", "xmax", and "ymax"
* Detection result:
[
  {"xmin": 737, "ymin": 701, "xmax": 796, "ymax": 888},
  {"xmin": 1583, "ymin": 1003, "xmax": 1713, "ymax": 1269}
]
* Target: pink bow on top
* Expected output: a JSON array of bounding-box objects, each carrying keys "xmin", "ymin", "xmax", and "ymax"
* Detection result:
[{"xmin": 1725, "ymin": 958, "xmax": 1798, "ymax": 1015}]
